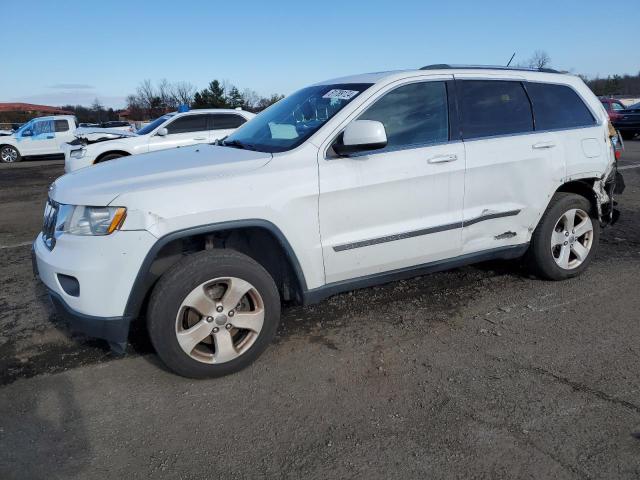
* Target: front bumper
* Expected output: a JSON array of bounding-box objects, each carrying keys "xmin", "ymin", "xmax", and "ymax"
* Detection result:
[{"xmin": 32, "ymin": 230, "xmax": 157, "ymax": 345}]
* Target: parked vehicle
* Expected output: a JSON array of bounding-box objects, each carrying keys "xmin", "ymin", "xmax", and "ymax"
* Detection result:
[
  {"xmin": 0, "ymin": 116, "xmax": 78, "ymax": 163},
  {"xmin": 64, "ymin": 109, "xmax": 254, "ymax": 172},
  {"xmin": 100, "ymin": 121, "xmax": 135, "ymax": 132},
  {"xmin": 600, "ymin": 98, "xmax": 640, "ymax": 140},
  {"xmin": 33, "ymin": 66, "xmax": 623, "ymax": 378},
  {"xmin": 0, "ymin": 129, "xmax": 13, "ymax": 136}
]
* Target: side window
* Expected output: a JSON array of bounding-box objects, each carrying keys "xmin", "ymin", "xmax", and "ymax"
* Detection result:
[
  {"xmin": 600, "ymin": 102, "xmax": 611, "ymax": 112},
  {"xmin": 526, "ymin": 83, "xmax": 595, "ymax": 130},
  {"xmin": 211, "ymin": 114, "xmax": 247, "ymax": 130},
  {"xmin": 611, "ymin": 102, "xmax": 625, "ymax": 111},
  {"xmin": 54, "ymin": 120, "xmax": 69, "ymax": 132},
  {"xmin": 165, "ymin": 115, "xmax": 208, "ymax": 134},
  {"xmin": 32, "ymin": 120, "xmax": 54, "ymax": 136},
  {"xmin": 358, "ymin": 81, "xmax": 449, "ymax": 150},
  {"xmin": 458, "ymin": 80, "xmax": 533, "ymax": 139}
]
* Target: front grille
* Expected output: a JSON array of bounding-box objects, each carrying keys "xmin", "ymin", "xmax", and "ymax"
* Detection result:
[{"xmin": 42, "ymin": 200, "xmax": 59, "ymax": 250}]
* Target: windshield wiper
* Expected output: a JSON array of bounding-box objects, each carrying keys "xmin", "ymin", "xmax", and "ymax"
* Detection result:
[{"xmin": 220, "ymin": 139, "xmax": 257, "ymax": 151}]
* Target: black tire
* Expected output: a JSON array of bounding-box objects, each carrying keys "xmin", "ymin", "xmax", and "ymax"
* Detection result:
[
  {"xmin": 620, "ymin": 131, "xmax": 636, "ymax": 141},
  {"xmin": 526, "ymin": 192, "xmax": 600, "ymax": 280},
  {"xmin": 96, "ymin": 153, "xmax": 124, "ymax": 163},
  {"xmin": 0, "ymin": 145, "xmax": 21, "ymax": 163},
  {"xmin": 147, "ymin": 249, "xmax": 281, "ymax": 378}
]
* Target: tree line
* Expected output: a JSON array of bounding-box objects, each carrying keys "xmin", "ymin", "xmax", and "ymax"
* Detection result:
[{"xmin": 125, "ymin": 79, "xmax": 284, "ymax": 120}]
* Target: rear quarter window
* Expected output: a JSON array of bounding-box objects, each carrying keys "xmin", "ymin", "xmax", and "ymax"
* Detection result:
[
  {"xmin": 54, "ymin": 120, "xmax": 69, "ymax": 132},
  {"xmin": 526, "ymin": 83, "xmax": 596, "ymax": 130}
]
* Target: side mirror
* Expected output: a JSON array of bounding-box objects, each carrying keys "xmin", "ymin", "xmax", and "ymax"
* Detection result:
[
  {"xmin": 333, "ymin": 120, "xmax": 387, "ymax": 156},
  {"xmin": 21, "ymin": 130, "xmax": 33, "ymax": 137},
  {"xmin": 156, "ymin": 127, "xmax": 168, "ymax": 137}
]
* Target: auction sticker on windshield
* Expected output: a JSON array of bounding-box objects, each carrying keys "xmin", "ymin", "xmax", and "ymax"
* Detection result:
[{"xmin": 322, "ymin": 89, "xmax": 360, "ymax": 100}]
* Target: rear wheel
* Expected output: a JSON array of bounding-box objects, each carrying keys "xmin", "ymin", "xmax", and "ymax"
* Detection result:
[
  {"xmin": 526, "ymin": 193, "xmax": 599, "ymax": 280},
  {"xmin": 147, "ymin": 249, "xmax": 281, "ymax": 378},
  {"xmin": 0, "ymin": 145, "xmax": 21, "ymax": 163}
]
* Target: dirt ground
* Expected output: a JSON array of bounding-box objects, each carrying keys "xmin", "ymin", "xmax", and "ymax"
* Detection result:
[{"xmin": 1, "ymin": 144, "xmax": 640, "ymax": 479}]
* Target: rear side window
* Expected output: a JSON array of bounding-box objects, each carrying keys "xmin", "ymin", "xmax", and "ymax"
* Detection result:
[
  {"xmin": 166, "ymin": 115, "xmax": 208, "ymax": 134},
  {"xmin": 54, "ymin": 120, "xmax": 69, "ymax": 132},
  {"xmin": 526, "ymin": 83, "xmax": 595, "ymax": 130},
  {"xmin": 358, "ymin": 81, "xmax": 449, "ymax": 150},
  {"xmin": 210, "ymin": 114, "xmax": 246, "ymax": 130},
  {"xmin": 611, "ymin": 102, "xmax": 625, "ymax": 112},
  {"xmin": 458, "ymin": 80, "xmax": 533, "ymax": 139}
]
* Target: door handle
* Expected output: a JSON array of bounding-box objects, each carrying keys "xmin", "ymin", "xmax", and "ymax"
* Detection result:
[
  {"xmin": 427, "ymin": 154, "xmax": 457, "ymax": 164},
  {"xmin": 46, "ymin": 135, "xmax": 54, "ymax": 139},
  {"xmin": 532, "ymin": 141, "xmax": 556, "ymax": 149},
  {"xmin": 194, "ymin": 137, "xmax": 207, "ymax": 141}
]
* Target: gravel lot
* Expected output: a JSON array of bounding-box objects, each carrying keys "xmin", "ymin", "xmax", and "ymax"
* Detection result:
[{"xmin": 1, "ymin": 144, "xmax": 640, "ymax": 479}]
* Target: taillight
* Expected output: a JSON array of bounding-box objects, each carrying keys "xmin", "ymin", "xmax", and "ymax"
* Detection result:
[{"xmin": 615, "ymin": 149, "xmax": 621, "ymax": 160}]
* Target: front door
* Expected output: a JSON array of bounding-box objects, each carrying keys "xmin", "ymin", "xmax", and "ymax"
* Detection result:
[
  {"xmin": 22, "ymin": 119, "xmax": 58, "ymax": 156},
  {"xmin": 318, "ymin": 77, "xmax": 466, "ymax": 284}
]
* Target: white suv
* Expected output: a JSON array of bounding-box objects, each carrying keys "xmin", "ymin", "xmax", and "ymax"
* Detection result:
[
  {"xmin": 64, "ymin": 109, "xmax": 255, "ymax": 172},
  {"xmin": 33, "ymin": 66, "xmax": 623, "ymax": 378}
]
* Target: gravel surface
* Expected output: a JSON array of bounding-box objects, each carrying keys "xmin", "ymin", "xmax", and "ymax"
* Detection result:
[{"xmin": 1, "ymin": 144, "xmax": 639, "ymax": 479}]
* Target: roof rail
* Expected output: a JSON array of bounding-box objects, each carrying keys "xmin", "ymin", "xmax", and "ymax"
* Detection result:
[{"xmin": 419, "ymin": 64, "xmax": 561, "ymax": 74}]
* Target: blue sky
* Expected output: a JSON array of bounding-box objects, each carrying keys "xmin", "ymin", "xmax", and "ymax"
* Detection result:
[{"xmin": 2, "ymin": 0, "xmax": 638, "ymax": 108}]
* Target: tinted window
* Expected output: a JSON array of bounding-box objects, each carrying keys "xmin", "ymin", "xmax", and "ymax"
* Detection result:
[
  {"xmin": 526, "ymin": 83, "xmax": 595, "ymax": 130},
  {"xmin": 166, "ymin": 114, "xmax": 208, "ymax": 134},
  {"xmin": 459, "ymin": 80, "xmax": 533, "ymax": 139},
  {"xmin": 54, "ymin": 120, "xmax": 69, "ymax": 132},
  {"xmin": 211, "ymin": 114, "xmax": 246, "ymax": 130},
  {"xmin": 358, "ymin": 81, "xmax": 448, "ymax": 150}
]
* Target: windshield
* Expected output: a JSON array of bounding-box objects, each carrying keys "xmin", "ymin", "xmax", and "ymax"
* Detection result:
[
  {"xmin": 222, "ymin": 83, "xmax": 373, "ymax": 153},
  {"xmin": 15, "ymin": 121, "xmax": 33, "ymax": 135},
  {"xmin": 136, "ymin": 114, "xmax": 174, "ymax": 136}
]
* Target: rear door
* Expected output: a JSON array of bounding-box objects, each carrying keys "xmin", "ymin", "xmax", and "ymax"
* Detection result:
[
  {"xmin": 455, "ymin": 78, "xmax": 563, "ymax": 254},
  {"xmin": 208, "ymin": 113, "xmax": 247, "ymax": 142},
  {"xmin": 148, "ymin": 113, "xmax": 209, "ymax": 152}
]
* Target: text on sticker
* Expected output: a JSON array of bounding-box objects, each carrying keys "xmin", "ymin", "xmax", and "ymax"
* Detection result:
[{"xmin": 322, "ymin": 89, "xmax": 360, "ymax": 100}]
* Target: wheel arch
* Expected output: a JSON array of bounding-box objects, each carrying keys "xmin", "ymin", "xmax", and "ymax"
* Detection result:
[
  {"xmin": 123, "ymin": 220, "xmax": 308, "ymax": 319},
  {"xmin": 555, "ymin": 178, "xmax": 599, "ymax": 214},
  {"xmin": 94, "ymin": 150, "xmax": 131, "ymax": 163}
]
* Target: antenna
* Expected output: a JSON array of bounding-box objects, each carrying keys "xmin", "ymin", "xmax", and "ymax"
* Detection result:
[{"xmin": 506, "ymin": 52, "xmax": 516, "ymax": 67}]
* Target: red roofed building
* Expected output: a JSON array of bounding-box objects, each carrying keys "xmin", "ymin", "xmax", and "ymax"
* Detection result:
[
  {"xmin": 0, "ymin": 103, "xmax": 74, "ymax": 115},
  {"xmin": 0, "ymin": 103, "xmax": 74, "ymax": 125}
]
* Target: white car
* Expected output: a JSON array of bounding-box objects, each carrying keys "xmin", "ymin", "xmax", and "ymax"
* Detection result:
[
  {"xmin": 34, "ymin": 66, "xmax": 623, "ymax": 378},
  {"xmin": 64, "ymin": 109, "xmax": 255, "ymax": 172},
  {"xmin": 0, "ymin": 115, "xmax": 78, "ymax": 163}
]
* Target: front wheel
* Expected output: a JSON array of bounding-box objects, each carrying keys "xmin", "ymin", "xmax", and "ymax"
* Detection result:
[
  {"xmin": 0, "ymin": 145, "xmax": 21, "ymax": 163},
  {"xmin": 147, "ymin": 249, "xmax": 281, "ymax": 378},
  {"xmin": 526, "ymin": 193, "xmax": 599, "ymax": 280}
]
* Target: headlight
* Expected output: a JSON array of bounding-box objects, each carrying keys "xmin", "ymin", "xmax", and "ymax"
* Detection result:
[
  {"xmin": 69, "ymin": 148, "xmax": 86, "ymax": 159},
  {"xmin": 59, "ymin": 205, "xmax": 127, "ymax": 235}
]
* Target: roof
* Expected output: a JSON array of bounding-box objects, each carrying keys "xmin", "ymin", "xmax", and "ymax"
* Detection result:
[
  {"xmin": 317, "ymin": 65, "xmax": 573, "ymax": 86},
  {"xmin": 0, "ymin": 103, "xmax": 74, "ymax": 115}
]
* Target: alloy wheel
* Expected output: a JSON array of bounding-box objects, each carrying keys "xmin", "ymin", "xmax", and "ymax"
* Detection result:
[
  {"xmin": 550, "ymin": 208, "xmax": 594, "ymax": 270},
  {"xmin": 1, "ymin": 147, "xmax": 18, "ymax": 163},
  {"xmin": 175, "ymin": 277, "xmax": 265, "ymax": 364}
]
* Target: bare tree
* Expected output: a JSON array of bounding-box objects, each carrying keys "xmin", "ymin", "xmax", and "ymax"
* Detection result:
[
  {"xmin": 528, "ymin": 50, "xmax": 551, "ymax": 69},
  {"xmin": 170, "ymin": 81, "xmax": 197, "ymax": 106},
  {"xmin": 241, "ymin": 88, "xmax": 260, "ymax": 111},
  {"xmin": 157, "ymin": 78, "xmax": 174, "ymax": 108},
  {"xmin": 136, "ymin": 79, "xmax": 157, "ymax": 109}
]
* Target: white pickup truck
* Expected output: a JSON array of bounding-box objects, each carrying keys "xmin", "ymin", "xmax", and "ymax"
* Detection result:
[{"xmin": 0, "ymin": 115, "xmax": 79, "ymax": 163}]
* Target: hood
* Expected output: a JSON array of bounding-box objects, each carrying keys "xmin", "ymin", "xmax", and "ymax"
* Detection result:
[
  {"xmin": 51, "ymin": 144, "xmax": 272, "ymax": 206},
  {"xmin": 71, "ymin": 127, "xmax": 137, "ymax": 145}
]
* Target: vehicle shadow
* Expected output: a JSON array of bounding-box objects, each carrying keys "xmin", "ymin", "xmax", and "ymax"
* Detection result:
[{"xmin": 0, "ymin": 373, "xmax": 92, "ymax": 479}]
